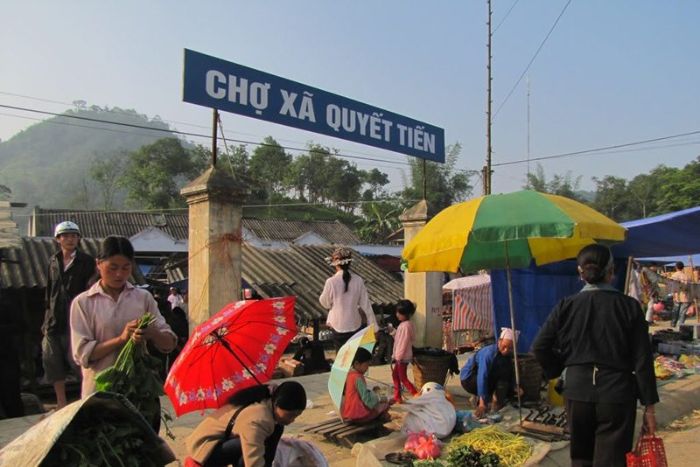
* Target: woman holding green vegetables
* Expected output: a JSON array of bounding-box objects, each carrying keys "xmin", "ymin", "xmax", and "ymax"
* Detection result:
[{"xmin": 70, "ymin": 236, "xmax": 177, "ymax": 399}]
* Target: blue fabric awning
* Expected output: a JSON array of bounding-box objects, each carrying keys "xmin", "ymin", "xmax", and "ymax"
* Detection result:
[{"xmin": 612, "ymin": 206, "xmax": 700, "ymax": 258}]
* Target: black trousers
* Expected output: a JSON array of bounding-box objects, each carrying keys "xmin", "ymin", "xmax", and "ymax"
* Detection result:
[
  {"xmin": 460, "ymin": 363, "xmax": 513, "ymax": 405},
  {"xmin": 205, "ymin": 424, "xmax": 284, "ymax": 467},
  {"xmin": 331, "ymin": 328, "xmax": 361, "ymax": 352},
  {"xmin": 566, "ymin": 398, "xmax": 636, "ymax": 467}
]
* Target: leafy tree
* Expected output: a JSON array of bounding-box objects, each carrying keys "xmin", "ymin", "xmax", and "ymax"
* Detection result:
[
  {"xmin": 592, "ymin": 175, "xmax": 630, "ymax": 220},
  {"xmin": 524, "ymin": 164, "xmax": 583, "ymax": 200},
  {"xmin": 120, "ymin": 138, "xmax": 197, "ymax": 209},
  {"xmin": 402, "ymin": 143, "xmax": 474, "ymax": 213},
  {"xmin": 364, "ymin": 168, "xmax": 390, "ymax": 199},
  {"xmin": 248, "ymin": 137, "xmax": 292, "ymax": 204},
  {"xmin": 355, "ymin": 201, "xmax": 402, "ymax": 243},
  {"xmin": 626, "ymin": 172, "xmax": 662, "ymax": 218},
  {"xmin": 654, "ymin": 157, "xmax": 700, "ymax": 214},
  {"xmin": 89, "ymin": 150, "xmax": 128, "ymax": 210}
]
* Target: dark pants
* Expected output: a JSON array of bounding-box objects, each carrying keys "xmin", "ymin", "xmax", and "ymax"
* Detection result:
[
  {"xmin": 331, "ymin": 328, "xmax": 361, "ymax": 352},
  {"xmin": 460, "ymin": 363, "xmax": 513, "ymax": 405},
  {"xmin": 205, "ymin": 424, "xmax": 283, "ymax": 467},
  {"xmin": 566, "ymin": 398, "xmax": 636, "ymax": 467}
]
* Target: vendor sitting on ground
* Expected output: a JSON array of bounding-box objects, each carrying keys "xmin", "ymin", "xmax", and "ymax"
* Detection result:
[
  {"xmin": 186, "ymin": 381, "xmax": 307, "ymax": 467},
  {"xmin": 459, "ymin": 327, "xmax": 521, "ymax": 417},
  {"xmin": 342, "ymin": 347, "xmax": 393, "ymax": 423}
]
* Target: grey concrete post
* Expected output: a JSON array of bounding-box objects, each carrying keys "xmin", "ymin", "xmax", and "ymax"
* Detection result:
[
  {"xmin": 180, "ymin": 167, "xmax": 248, "ymax": 329},
  {"xmin": 400, "ymin": 200, "xmax": 444, "ymax": 348}
]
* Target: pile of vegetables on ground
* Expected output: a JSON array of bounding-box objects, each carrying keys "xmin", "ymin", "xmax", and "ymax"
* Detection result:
[
  {"xmin": 94, "ymin": 312, "xmax": 172, "ymax": 435},
  {"xmin": 407, "ymin": 425, "xmax": 532, "ymax": 467},
  {"xmin": 42, "ymin": 407, "xmax": 165, "ymax": 467}
]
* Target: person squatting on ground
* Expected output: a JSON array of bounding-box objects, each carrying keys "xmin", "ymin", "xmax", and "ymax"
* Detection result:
[
  {"xmin": 41, "ymin": 221, "xmax": 96, "ymax": 409},
  {"xmin": 186, "ymin": 381, "xmax": 307, "ymax": 467},
  {"xmin": 533, "ymin": 244, "xmax": 658, "ymax": 467},
  {"xmin": 70, "ymin": 236, "xmax": 177, "ymax": 407},
  {"xmin": 342, "ymin": 347, "xmax": 393, "ymax": 423},
  {"xmin": 459, "ymin": 327, "xmax": 519, "ymax": 418},
  {"xmin": 389, "ymin": 299, "xmax": 418, "ymax": 403},
  {"xmin": 319, "ymin": 247, "xmax": 377, "ymax": 351}
]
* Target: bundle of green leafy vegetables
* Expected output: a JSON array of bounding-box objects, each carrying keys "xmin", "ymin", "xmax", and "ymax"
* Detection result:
[
  {"xmin": 411, "ymin": 445, "xmax": 501, "ymax": 467},
  {"xmin": 444, "ymin": 445, "xmax": 501, "ymax": 467},
  {"xmin": 94, "ymin": 313, "xmax": 172, "ymax": 436},
  {"xmin": 42, "ymin": 408, "xmax": 165, "ymax": 467}
]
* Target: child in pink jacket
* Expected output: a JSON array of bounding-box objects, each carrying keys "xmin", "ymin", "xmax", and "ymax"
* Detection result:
[{"xmin": 390, "ymin": 299, "xmax": 418, "ymax": 403}]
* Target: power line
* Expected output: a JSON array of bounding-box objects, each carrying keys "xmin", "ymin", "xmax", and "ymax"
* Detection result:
[
  {"xmin": 493, "ymin": 129, "xmax": 700, "ymax": 167},
  {"xmin": 493, "ymin": 0, "xmax": 521, "ymax": 34},
  {"xmin": 0, "ymin": 89, "xmax": 418, "ymax": 162},
  {"xmin": 493, "ymin": 0, "xmax": 573, "ymax": 119},
  {"xmin": 0, "ymin": 103, "xmax": 412, "ymax": 167}
]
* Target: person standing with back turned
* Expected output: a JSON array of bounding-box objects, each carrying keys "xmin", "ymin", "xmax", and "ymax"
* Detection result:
[
  {"xmin": 533, "ymin": 244, "xmax": 658, "ymax": 467},
  {"xmin": 319, "ymin": 247, "xmax": 377, "ymax": 351},
  {"xmin": 41, "ymin": 221, "xmax": 95, "ymax": 409}
]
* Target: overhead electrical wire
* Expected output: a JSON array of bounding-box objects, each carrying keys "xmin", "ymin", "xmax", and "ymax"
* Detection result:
[
  {"xmin": 494, "ymin": 129, "xmax": 700, "ymax": 167},
  {"xmin": 493, "ymin": 0, "xmax": 573, "ymax": 119},
  {"xmin": 0, "ymin": 103, "xmax": 412, "ymax": 167}
]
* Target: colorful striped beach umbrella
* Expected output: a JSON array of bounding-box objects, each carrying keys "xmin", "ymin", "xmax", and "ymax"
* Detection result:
[
  {"xmin": 403, "ymin": 190, "xmax": 626, "ymax": 273},
  {"xmin": 402, "ymin": 190, "xmax": 626, "ymax": 423}
]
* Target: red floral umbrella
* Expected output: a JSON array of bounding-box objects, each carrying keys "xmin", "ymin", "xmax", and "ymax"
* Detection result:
[{"xmin": 164, "ymin": 296, "xmax": 296, "ymax": 416}]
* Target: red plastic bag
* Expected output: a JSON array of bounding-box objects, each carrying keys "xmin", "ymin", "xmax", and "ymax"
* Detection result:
[
  {"xmin": 626, "ymin": 434, "xmax": 667, "ymax": 467},
  {"xmin": 184, "ymin": 457, "xmax": 203, "ymax": 467}
]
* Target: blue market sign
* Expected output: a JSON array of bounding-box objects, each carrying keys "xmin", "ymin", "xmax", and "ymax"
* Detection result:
[{"xmin": 183, "ymin": 49, "xmax": 445, "ymax": 163}]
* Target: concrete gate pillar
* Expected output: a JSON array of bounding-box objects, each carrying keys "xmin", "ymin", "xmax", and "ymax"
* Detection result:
[
  {"xmin": 400, "ymin": 200, "xmax": 443, "ymax": 348},
  {"xmin": 180, "ymin": 166, "xmax": 248, "ymax": 328}
]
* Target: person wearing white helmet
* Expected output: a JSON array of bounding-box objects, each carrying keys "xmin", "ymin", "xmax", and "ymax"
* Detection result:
[{"xmin": 41, "ymin": 221, "xmax": 96, "ymax": 408}]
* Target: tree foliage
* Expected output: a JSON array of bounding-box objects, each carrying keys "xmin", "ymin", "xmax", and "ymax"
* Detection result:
[
  {"xmin": 402, "ymin": 143, "xmax": 474, "ymax": 213},
  {"xmin": 524, "ymin": 164, "xmax": 583, "ymax": 201},
  {"xmin": 120, "ymin": 138, "xmax": 198, "ymax": 209}
]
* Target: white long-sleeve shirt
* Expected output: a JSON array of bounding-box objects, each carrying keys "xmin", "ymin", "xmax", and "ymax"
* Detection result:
[{"xmin": 319, "ymin": 270, "xmax": 377, "ymax": 332}]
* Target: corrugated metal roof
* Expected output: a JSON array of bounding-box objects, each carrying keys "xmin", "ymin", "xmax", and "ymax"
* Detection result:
[
  {"xmin": 242, "ymin": 218, "xmax": 360, "ymax": 244},
  {"xmin": 32, "ymin": 208, "xmax": 189, "ymax": 240},
  {"xmin": 32, "ymin": 208, "xmax": 360, "ymax": 245},
  {"xmin": 0, "ymin": 237, "xmax": 145, "ymax": 289},
  {"xmin": 0, "ymin": 201, "xmax": 22, "ymax": 250},
  {"xmin": 166, "ymin": 244, "xmax": 403, "ymax": 321}
]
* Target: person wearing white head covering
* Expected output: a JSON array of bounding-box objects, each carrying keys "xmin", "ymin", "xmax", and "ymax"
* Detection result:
[
  {"xmin": 458, "ymin": 328, "xmax": 520, "ymax": 417},
  {"xmin": 319, "ymin": 248, "xmax": 377, "ymax": 351}
]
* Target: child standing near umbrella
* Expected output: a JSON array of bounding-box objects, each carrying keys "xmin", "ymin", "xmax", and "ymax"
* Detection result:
[
  {"xmin": 389, "ymin": 299, "xmax": 419, "ymax": 403},
  {"xmin": 342, "ymin": 348, "xmax": 392, "ymax": 423}
]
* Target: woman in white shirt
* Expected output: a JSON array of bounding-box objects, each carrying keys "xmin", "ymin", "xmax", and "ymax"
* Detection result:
[{"xmin": 319, "ymin": 248, "xmax": 377, "ymax": 351}]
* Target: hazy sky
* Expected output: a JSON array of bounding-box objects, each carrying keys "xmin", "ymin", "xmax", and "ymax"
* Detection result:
[{"xmin": 1, "ymin": 0, "xmax": 699, "ymax": 196}]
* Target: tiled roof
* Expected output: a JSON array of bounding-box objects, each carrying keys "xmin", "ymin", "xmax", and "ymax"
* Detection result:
[
  {"xmin": 242, "ymin": 218, "xmax": 360, "ymax": 244},
  {"xmin": 168, "ymin": 244, "xmax": 403, "ymax": 321},
  {"xmin": 0, "ymin": 201, "xmax": 21, "ymax": 250},
  {"xmin": 0, "ymin": 237, "xmax": 145, "ymax": 289},
  {"xmin": 32, "ymin": 208, "xmax": 360, "ymax": 244},
  {"xmin": 31, "ymin": 208, "xmax": 189, "ymax": 240}
]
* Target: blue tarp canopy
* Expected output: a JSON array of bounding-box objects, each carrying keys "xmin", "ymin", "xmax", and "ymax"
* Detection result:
[
  {"xmin": 612, "ymin": 206, "xmax": 700, "ymax": 258},
  {"xmin": 491, "ymin": 206, "xmax": 700, "ymax": 352}
]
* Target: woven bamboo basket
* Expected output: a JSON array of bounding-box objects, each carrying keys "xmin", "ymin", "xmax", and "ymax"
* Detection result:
[{"xmin": 412, "ymin": 353, "xmax": 453, "ymax": 389}]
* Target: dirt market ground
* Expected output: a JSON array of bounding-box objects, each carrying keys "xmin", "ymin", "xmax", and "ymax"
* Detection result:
[{"xmin": 3, "ymin": 347, "xmax": 700, "ymax": 466}]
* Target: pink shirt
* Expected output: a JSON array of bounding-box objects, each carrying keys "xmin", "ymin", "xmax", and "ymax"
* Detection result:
[
  {"xmin": 319, "ymin": 271, "xmax": 377, "ymax": 332},
  {"xmin": 392, "ymin": 320, "xmax": 415, "ymax": 362},
  {"xmin": 70, "ymin": 281, "xmax": 176, "ymax": 397}
]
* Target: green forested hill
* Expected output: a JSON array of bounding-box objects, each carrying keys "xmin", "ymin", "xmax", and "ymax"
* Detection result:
[{"xmin": 0, "ymin": 107, "xmax": 177, "ymax": 208}]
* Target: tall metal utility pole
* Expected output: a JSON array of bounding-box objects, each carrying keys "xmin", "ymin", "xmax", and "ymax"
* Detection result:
[
  {"xmin": 527, "ymin": 76, "xmax": 531, "ymax": 181},
  {"xmin": 211, "ymin": 108, "xmax": 219, "ymax": 166},
  {"xmin": 485, "ymin": 0, "xmax": 493, "ymax": 195}
]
